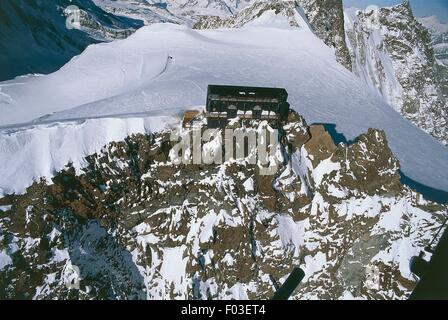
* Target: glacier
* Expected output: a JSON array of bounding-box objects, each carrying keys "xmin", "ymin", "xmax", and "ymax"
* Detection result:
[{"xmin": 0, "ymin": 11, "xmax": 447, "ymax": 195}]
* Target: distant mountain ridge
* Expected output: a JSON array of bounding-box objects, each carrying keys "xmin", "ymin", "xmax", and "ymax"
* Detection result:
[
  {"xmin": 418, "ymin": 15, "xmax": 448, "ymax": 105},
  {"xmin": 419, "ymin": 15, "xmax": 448, "ymax": 66},
  {"xmin": 0, "ymin": 0, "xmax": 143, "ymax": 81},
  {"xmin": 95, "ymin": 0, "xmax": 352, "ymax": 69},
  {"xmin": 0, "ymin": 110, "xmax": 446, "ymax": 299},
  {"xmin": 1, "ymin": 2, "xmax": 448, "ymax": 300}
]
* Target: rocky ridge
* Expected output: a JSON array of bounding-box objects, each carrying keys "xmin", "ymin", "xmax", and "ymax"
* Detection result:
[
  {"xmin": 0, "ymin": 110, "xmax": 445, "ymax": 299},
  {"xmin": 193, "ymin": 1, "xmax": 305, "ymax": 29}
]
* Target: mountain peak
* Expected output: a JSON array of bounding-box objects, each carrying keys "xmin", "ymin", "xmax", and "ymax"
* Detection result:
[
  {"xmin": 419, "ymin": 15, "xmax": 448, "ymax": 34},
  {"xmin": 193, "ymin": 0, "xmax": 309, "ymax": 30}
]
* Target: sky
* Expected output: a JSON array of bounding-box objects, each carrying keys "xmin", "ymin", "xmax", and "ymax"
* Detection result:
[{"xmin": 343, "ymin": 0, "xmax": 448, "ymax": 23}]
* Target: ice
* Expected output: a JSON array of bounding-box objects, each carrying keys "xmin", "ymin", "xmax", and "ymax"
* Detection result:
[{"xmin": 51, "ymin": 248, "xmax": 70, "ymax": 263}]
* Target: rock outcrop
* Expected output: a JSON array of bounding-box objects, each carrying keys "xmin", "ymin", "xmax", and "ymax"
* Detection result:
[
  {"xmin": 296, "ymin": 0, "xmax": 352, "ymax": 70},
  {"xmin": 345, "ymin": 2, "xmax": 447, "ymax": 145},
  {"xmin": 0, "ymin": 110, "xmax": 445, "ymax": 299},
  {"xmin": 419, "ymin": 16, "xmax": 448, "ymax": 101},
  {"xmin": 0, "ymin": 0, "xmax": 142, "ymax": 81}
]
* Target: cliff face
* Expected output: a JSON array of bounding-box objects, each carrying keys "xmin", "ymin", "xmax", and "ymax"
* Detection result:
[
  {"xmin": 345, "ymin": 3, "xmax": 447, "ymax": 145},
  {"xmin": 1, "ymin": 110, "xmax": 445, "ymax": 299},
  {"xmin": 0, "ymin": 0, "xmax": 142, "ymax": 81}
]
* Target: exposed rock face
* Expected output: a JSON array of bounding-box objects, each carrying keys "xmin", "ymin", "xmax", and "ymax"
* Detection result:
[
  {"xmin": 344, "ymin": 3, "xmax": 447, "ymax": 145},
  {"xmin": 64, "ymin": 6, "xmax": 137, "ymax": 41},
  {"xmin": 296, "ymin": 0, "xmax": 352, "ymax": 70},
  {"xmin": 0, "ymin": 111, "xmax": 445, "ymax": 300},
  {"xmin": 0, "ymin": 0, "xmax": 142, "ymax": 81}
]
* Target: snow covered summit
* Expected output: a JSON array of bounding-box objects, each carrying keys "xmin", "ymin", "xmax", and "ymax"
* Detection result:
[{"xmin": 0, "ymin": 5, "xmax": 447, "ymax": 194}]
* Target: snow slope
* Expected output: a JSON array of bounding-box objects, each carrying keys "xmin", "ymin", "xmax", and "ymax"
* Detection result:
[
  {"xmin": 0, "ymin": 116, "xmax": 177, "ymax": 196},
  {"xmin": 419, "ymin": 16, "xmax": 448, "ymax": 66},
  {"xmin": 1, "ymin": 12, "xmax": 447, "ymax": 193}
]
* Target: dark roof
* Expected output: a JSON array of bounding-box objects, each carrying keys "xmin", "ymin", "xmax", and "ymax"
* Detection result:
[{"xmin": 207, "ymin": 85, "xmax": 288, "ymax": 101}]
